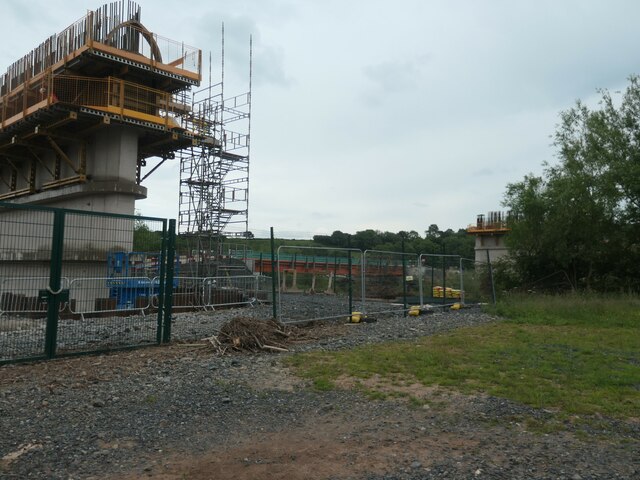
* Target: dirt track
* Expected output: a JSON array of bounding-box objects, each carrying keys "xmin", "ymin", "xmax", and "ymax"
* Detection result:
[{"xmin": 1, "ymin": 310, "xmax": 638, "ymax": 479}]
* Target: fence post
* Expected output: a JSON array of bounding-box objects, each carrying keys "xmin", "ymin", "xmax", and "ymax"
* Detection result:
[
  {"xmin": 347, "ymin": 235, "xmax": 353, "ymax": 316},
  {"xmin": 442, "ymin": 245, "xmax": 447, "ymax": 305},
  {"xmin": 333, "ymin": 254, "xmax": 338, "ymax": 294},
  {"xmin": 401, "ymin": 235, "xmax": 407, "ymax": 317},
  {"xmin": 418, "ymin": 255, "xmax": 424, "ymax": 306},
  {"xmin": 162, "ymin": 219, "xmax": 176, "ymax": 343},
  {"xmin": 459, "ymin": 258, "xmax": 466, "ymax": 305},
  {"xmin": 44, "ymin": 209, "xmax": 65, "ymax": 359},
  {"xmin": 270, "ymin": 227, "xmax": 277, "ymax": 320},
  {"xmin": 156, "ymin": 220, "xmax": 168, "ymax": 344}
]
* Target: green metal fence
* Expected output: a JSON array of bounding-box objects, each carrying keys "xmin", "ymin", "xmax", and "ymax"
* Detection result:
[
  {"xmin": 0, "ymin": 202, "xmax": 175, "ymax": 363},
  {"xmin": 418, "ymin": 254, "xmax": 463, "ymax": 306},
  {"xmin": 362, "ymin": 250, "xmax": 419, "ymax": 317},
  {"xmin": 276, "ymin": 245, "xmax": 363, "ymax": 323},
  {"xmin": 1, "ymin": 210, "xmax": 498, "ymax": 363}
]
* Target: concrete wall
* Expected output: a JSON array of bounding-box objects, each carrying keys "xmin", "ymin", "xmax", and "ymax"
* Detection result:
[
  {"xmin": 0, "ymin": 207, "xmax": 135, "ymax": 259},
  {"xmin": 474, "ymin": 234, "xmax": 509, "ymax": 264}
]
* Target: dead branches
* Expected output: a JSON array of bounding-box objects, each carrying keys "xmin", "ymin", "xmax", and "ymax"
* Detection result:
[{"xmin": 200, "ymin": 317, "xmax": 302, "ymax": 355}]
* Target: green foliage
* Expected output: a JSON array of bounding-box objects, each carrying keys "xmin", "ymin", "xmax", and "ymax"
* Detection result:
[
  {"xmin": 242, "ymin": 238, "xmax": 319, "ymax": 254},
  {"xmin": 504, "ymin": 76, "xmax": 640, "ymax": 292},
  {"xmin": 312, "ymin": 226, "xmax": 474, "ymax": 258},
  {"xmin": 191, "ymin": 227, "xmax": 473, "ymax": 259},
  {"xmin": 288, "ymin": 295, "xmax": 640, "ymax": 421},
  {"xmin": 132, "ymin": 222, "xmax": 163, "ymax": 252},
  {"xmin": 486, "ymin": 293, "xmax": 640, "ymax": 328}
]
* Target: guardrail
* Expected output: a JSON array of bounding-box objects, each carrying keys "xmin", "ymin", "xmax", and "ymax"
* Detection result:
[
  {"xmin": 0, "ymin": 277, "xmax": 70, "ymax": 315},
  {"xmin": 1, "ymin": 1, "xmax": 200, "ymax": 97},
  {"xmin": 160, "ymin": 274, "xmax": 272, "ymax": 310},
  {"xmin": 1, "ymin": 74, "xmax": 190, "ymax": 130},
  {"xmin": 1, "ymin": 273, "xmax": 272, "ymax": 322},
  {"xmin": 202, "ymin": 274, "xmax": 272, "ymax": 309},
  {"xmin": 69, "ymin": 277, "xmax": 153, "ymax": 319}
]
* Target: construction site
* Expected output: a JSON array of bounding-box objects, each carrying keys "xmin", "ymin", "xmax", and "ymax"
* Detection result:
[
  {"xmin": 0, "ymin": 0, "xmax": 251, "ymax": 251},
  {"xmin": 0, "ymin": 2, "xmax": 494, "ymax": 366},
  {"xmin": 0, "ymin": 1, "xmax": 262, "ymax": 360},
  {"xmin": 1, "ymin": 6, "xmax": 636, "ymax": 480}
]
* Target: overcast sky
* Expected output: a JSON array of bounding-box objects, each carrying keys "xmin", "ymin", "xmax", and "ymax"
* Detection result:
[{"xmin": 3, "ymin": 0, "xmax": 640, "ymax": 238}]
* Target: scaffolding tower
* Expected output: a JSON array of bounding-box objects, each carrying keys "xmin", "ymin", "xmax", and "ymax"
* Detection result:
[{"xmin": 178, "ymin": 35, "xmax": 252, "ymax": 250}]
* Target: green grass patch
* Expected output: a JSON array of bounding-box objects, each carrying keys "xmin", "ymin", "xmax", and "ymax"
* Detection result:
[
  {"xmin": 287, "ymin": 295, "xmax": 640, "ymax": 419},
  {"xmin": 486, "ymin": 293, "xmax": 640, "ymax": 328}
]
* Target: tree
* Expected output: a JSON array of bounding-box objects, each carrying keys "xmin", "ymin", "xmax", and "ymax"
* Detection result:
[
  {"xmin": 132, "ymin": 222, "xmax": 163, "ymax": 252},
  {"xmin": 311, "ymin": 226, "xmax": 473, "ymax": 258},
  {"xmin": 313, "ymin": 230, "xmax": 349, "ymax": 247},
  {"xmin": 503, "ymin": 76, "xmax": 640, "ymax": 292},
  {"xmin": 441, "ymin": 229, "xmax": 475, "ymax": 260},
  {"xmin": 425, "ymin": 224, "xmax": 440, "ymax": 239},
  {"xmin": 353, "ymin": 229, "xmax": 380, "ymax": 251}
]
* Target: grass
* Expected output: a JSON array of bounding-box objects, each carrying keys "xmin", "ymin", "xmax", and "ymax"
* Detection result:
[
  {"xmin": 488, "ymin": 293, "xmax": 640, "ymax": 328},
  {"xmin": 287, "ymin": 294, "xmax": 640, "ymax": 419}
]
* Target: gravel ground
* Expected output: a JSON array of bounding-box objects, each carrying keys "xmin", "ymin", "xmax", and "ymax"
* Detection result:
[
  {"xmin": 1, "ymin": 302, "xmax": 638, "ymax": 479},
  {"xmin": 0, "ymin": 295, "xmax": 406, "ymax": 361}
]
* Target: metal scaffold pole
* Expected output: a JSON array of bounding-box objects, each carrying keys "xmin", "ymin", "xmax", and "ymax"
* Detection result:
[{"xmin": 177, "ymin": 23, "xmax": 252, "ymax": 274}]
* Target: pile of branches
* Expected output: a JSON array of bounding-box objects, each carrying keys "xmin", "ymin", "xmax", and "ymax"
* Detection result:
[{"xmin": 203, "ymin": 317, "xmax": 302, "ymax": 354}]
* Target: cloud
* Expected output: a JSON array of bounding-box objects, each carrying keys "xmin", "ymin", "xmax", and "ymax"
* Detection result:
[
  {"xmin": 363, "ymin": 55, "xmax": 431, "ymax": 96},
  {"xmin": 251, "ymin": 43, "xmax": 292, "ymax": 88},
  {"xmin": 191, "ymin": 10, "xmax": 292, "ymax": 89},
  {"xmin": 5, "ymin": 0, "xmax": 640, "ymax": 239},
  {"xmin": 472, "ymin": 168, "xmax": 496, "ymax": 177}
]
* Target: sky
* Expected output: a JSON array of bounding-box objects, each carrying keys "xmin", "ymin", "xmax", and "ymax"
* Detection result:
[{"xmin": 2, "ymin": 0, "xmax": 640, "ymax": 238}]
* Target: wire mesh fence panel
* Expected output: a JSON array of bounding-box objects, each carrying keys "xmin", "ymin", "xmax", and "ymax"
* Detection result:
[
  {"xmin": 362, "ymin": 250, "xmax": 420, "ymax": 317},
  {"xmin": 460, "ymin": 258, "xmax": 494, "ymax": 304},
  {"xmin": 419, "ymin": 254, "xmax": 463, "ymax": 306},
  {"xmin": 68, "ymin": 277, "xmax": 153, "ymax": 315},
  {"xmin": 55, "ymin": 312, "xmax": 161, "ymax": 354},
  {"xmin": 254, "ymin": 274, "xmax": 273, "ymax": 304},
  {"xmin": 276, "ymin": 246, "xmax": 363, "ymax": 324},
  {"xmin": 201, "ymin": 275, "xmax": 269, "ymax": 308},
  {"xmin": 169, "ymin": 276, "xmax": 206, "ymax": 310},
  {"xmin": 55, "ymin": 211, "xmax": 167, "ymax": 355},
  {"xmin": 0, "ymin": 205, "xmax": 55, "ymax": 362}
]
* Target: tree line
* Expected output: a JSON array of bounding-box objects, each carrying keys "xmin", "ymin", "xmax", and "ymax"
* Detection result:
[
  {"xmin": 132, "ymin": 224, "xmax": 475, "ymax": 261},
  {"xmin": 312, "ymin": 225, "xmax": 474, "ymax": 259},
  {"xmin": 502, "ymin": 76, "xmax": 640, "ymax": 292}
]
